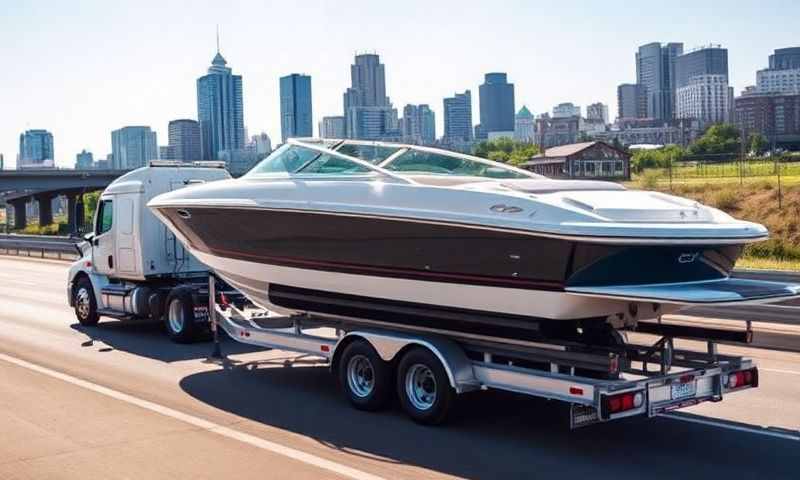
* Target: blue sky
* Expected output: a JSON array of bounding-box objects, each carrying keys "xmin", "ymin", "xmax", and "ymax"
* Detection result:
[{"xmin": 1, "ymin": 0, "xmax": 798, "ymax": 167}]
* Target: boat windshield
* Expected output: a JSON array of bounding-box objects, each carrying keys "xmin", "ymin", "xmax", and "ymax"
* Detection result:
[
  {"xmin": 245, "ymin": 143, "xmax": 372, "ymax": 178},
  {"xmin": 334, "ymin": 143, "xmax": 402, "ymax": 164},
  {"xmin": 383, "ymin": 149, "xmax": 530, "ymax": 179}
]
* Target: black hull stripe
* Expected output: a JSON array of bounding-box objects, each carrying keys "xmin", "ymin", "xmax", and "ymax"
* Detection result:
[{"xmin": 204, "ymin": 245, "xmax": 566, "ymax": 291}]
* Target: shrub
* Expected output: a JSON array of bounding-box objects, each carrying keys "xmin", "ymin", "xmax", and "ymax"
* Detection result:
[
  {"xmin": 713, "ymin": 190, "xmax": 739, "ymax": 210},
  {"xmin": 639, "ymin": 170, "xmax": 661, "ymax": 189}
]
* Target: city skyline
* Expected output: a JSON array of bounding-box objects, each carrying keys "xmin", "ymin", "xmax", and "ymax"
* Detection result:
[{"xmin": 1, "ymin": 0, "xmax": 799, "ymax": 167}]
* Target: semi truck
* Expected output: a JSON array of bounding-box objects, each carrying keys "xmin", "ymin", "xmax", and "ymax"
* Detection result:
[{"xmin": 67, "ymin": 162, "xmax": 760, "ymax": 427}]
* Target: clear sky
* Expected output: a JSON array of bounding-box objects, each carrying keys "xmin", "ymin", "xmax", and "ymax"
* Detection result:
[{"xmin": 1, "ymin": 0, "xmax": 798, "ymax": 168}]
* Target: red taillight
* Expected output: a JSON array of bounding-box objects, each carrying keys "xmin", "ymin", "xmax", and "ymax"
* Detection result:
[
  {"xmin": 604, "ymin": 391, "xmax": 645, "ymax": 415},
  {"xmin": 320, "ymin": 345, "xmax": 330, "ymax": 352},
  {"xmin": 727, "ymin": 368, "xmax": 758, "ymax": 389}
]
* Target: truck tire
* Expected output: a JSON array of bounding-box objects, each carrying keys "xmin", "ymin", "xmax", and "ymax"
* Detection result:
[
  {"xmin": 338, "ymin": 340, "xmax": 391, "ymax": 411},
  {"xmin": 164, "ymin": 288, "xmax": 202, "ymax": 343},
  {"xmin": 73, "ymin": 277, "xmax": 99, "ymax": 326},
  {"xmin": 396, "ymin": 347, "xmax": 455, "ymax": 425}
]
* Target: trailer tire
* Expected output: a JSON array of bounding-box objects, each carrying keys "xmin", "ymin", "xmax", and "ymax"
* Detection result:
[
  {"xmin": 164, "ymin": 288, "xmax": 202, "ymax": 343},
  {"xmin": 73, "ymin": 277, "xmax": 99, "ymax": 326},
  {"xmin": 338, "ymin": 340, "xmax": 391, "ymax": 412},
  {"xmin": 396, "ymin": 347, "xmax": 454, "ymax": 425}
]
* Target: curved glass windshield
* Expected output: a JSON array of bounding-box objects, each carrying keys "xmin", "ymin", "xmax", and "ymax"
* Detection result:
[
  {"xmin": 384, "ymin": 150, "xmax": 529, "ymax": 179},
  {"xmin": 334, "ymin": 143, "xmax": 402, "ymax": 164},
  {"xmin": 245, "ymin": 144, "xmax": 318, "ymax": 176}
]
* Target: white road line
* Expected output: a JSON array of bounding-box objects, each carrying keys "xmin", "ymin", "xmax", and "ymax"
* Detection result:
[
  {"xmin": 760, "ymin": 367, "xmax": 800, "ymax": 376},
  {"xmin": 0, "ymin": 352, "xmax": 385, "ymax": 480},
  {"xmin": 662, "ymin": 413, "xmax": 800, "ymax": 441}
]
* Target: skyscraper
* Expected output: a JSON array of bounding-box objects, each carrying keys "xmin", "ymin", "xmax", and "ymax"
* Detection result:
[
  {"xmin": 586, "ymin": 103, "xmax": 609, "ymax": 124},
  {"xmin": 757, "ymin": 47, "xmax": 800, "ymax": 94},
  {"xmin": 617, "ymin": 84, "xmax": 646, "ymax": 120},
  {"xmin": 513, "ymin": 106, "xmax": 535, "ymax": 143},
  {"xmin": 18, "ymin": 129, "xmax": 54, "ymax": 169},
  {"xmin": 443, "ymin": 90, "xmax": 473, "ymax": 144},
  {"xmin": 342, "ymin": 53, "xmax": 397, "ymax": 139},
  {"xmin": 197, "ymin": 47, "xmax": 245, "ymax": 160},
  {"xmin": 75, "ymin": 149, "xmax": 93, "ymax": 169},
  {"xmin": 400, "ymin": 104, "xmax": 436, "ymax": 145},
  {"xmin": 552, "ymin": 102, "xmax": 581, "ymax": 118},
  {"xmin": 675, "ymin": 46, "xmax": 731, "ymax": 124},
  {"xmin": 280, "ymin": 74, "xmax": 313, "ymax": 142},
  {"xmin": 168, "ymin": 119, "xmax": 202, "ymax": 161},
  {"xmin": 111, "ymin": 126, "xmax": 157, "ymax": 170},
  {"xmin": 477, "ymin": 73, "xmax": 515, "ymax": 139},
  {"xmin": 251, "ymin": 132, "xmax": 272, "ymax": 156},
  {"xmin": 636, "ymin": 42, "xmax": 683, "ymax": 121},
  {"xmin": 319, "ymin": 116, "xmax": 346, "ymax": 138}
]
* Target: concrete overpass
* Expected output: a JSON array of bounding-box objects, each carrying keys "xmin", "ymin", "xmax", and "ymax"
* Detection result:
[{"xmin": 0, "ymin": 169, "xmax": 129, "ymax": 231}]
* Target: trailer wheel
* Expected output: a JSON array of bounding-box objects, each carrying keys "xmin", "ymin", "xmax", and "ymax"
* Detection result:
[
  {"xmin": 73, "ymin": 277, "xmax": 99, "ymax": 326},
  {"xmin": 396, "ymin": 347, "xmax": 454, "ymax": 425},
  {"xmin": 165, "ymin": 288, "xmax": 201, "ymax": 343},
  {"xmin": 338, "ymin": 340, "xmax": 391, "ymax": 411}
]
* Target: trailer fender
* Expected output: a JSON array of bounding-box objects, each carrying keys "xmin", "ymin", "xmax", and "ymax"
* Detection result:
[{"xmin": 335, "ymin": 331, "xmax": 480, "ymax": 394}]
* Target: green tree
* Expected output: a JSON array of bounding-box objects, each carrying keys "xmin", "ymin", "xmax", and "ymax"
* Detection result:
[
  {"xmin": 688, "ymin": 123, "xmax": 741, "ymax": 155},
  {"xmin": 473, "ymin": 138, "xmax": 540, "ymax": 167},
  {"xmin": 748, "ymin": 133, "xmax": 768, "ymax": 155}
]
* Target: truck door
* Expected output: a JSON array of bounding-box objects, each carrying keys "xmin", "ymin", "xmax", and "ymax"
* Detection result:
[{"xmin": 92, "ymin": 198, "xmax": 116, "ymax": 276}]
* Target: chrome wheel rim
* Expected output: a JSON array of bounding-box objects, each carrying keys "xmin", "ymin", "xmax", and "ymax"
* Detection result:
[
  {"xmin": 76, "ymin": 288, "xmax": 91, "ymax": 319},
  {"xmin": 405, "ymin": 364, "xmax": 437, "ymax": 411},
  {"xmin": 168, "ymin": 299, "xmax": 185, "ymax": 334},
  {"xmin": 346, "ymin": 355, "xmax": 375, "ymax": 398}
]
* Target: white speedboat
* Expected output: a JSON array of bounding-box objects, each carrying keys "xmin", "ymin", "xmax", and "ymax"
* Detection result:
[{"xmin": 148, "ymin": 139, "xmax": 799, "ymax": 335}]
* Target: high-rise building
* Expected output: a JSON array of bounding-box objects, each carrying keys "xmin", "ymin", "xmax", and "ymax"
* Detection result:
[
  {"xmin": 319, "ymin": 116, "xmax": 346, "ymax": 138},
  {"xmin": 75, "ymin": 149, "xmax": 93, "ymax": 169},
  {"xmin": 734, "ymin": 91, "xmax": 800, "ymax": 146},
  {"xmin": 675, "ymin": 46, "xmax": 732, "ymax": 124},
  {"xmin": 18, "ymin": 129, "xmax": 54, "ymax": 169},
  {"xmin": 400, "ymin": 104, "xmax": 436, "ymax": 145},
  {"xmin": 636, "ymin": 42, "xmax": 683, "ymax": 121},
  {"xmin": 617, "ymin": 84, "xmax": 647, "ymax": 120},
  {"xmin": 552, "ymin": 102, "xmax": 581, "ymax": 118},
  {"xmin": 111, "ymin": 126, "xmax": 158, "ymax": 170},
  {"xmin": 168, "ymin": 119, "xmax": 202, "ymax": 161},
  {"xmin": 477, "ymin": 73, "xmax": 515, "ymax": 139},
  {"xmin": 443, "ymin": 90, "xmax": 473, "ymax": 144},
  {"xmin": 757, "ymin": 47, "xmax": 800, "ymax": 94},
  {"xmin": 586, "ymin": 103, "xmax": 609, "ymax": 124},
  {"xmin": 197, "ymin": 47, "xmax": 245, "ymax": 160},
  {"xmin": 514, "ymin": 106, "xmax": 535, "ymax": 143},
  {"xmin": 280, "ymin": 73, "xmax": 313, "ymax": 142},
  {"xmin": 342, "ymin": 53, "xmax": 397, "ymax": 139}
]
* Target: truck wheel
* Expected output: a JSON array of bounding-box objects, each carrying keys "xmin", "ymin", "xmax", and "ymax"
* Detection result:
[
  {"xmin": 396, "ymin": 347, "xmax": 455, "ymax": 425},
  {"xmin": 165, "ymin": 288, "xmax": 201, "ymax": 343},
  {"xmin": 338, "ymin": 340, "xmax": 391, "ymax": 411},
  {"xmin": 73, "ymin": 277, "xmax": 99, "ymax": 326}
]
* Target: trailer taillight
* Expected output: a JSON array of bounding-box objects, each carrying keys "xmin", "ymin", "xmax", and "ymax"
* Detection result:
[
  {"xmin": 603, "ymin": 390, "xmax": 644, "ymax": 416},
  {"xmin": 726, "ymin": 368, "xmax": 758, "ymax": 389}
]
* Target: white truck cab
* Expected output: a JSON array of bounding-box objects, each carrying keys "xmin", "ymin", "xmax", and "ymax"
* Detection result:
[{"xmin": 67, "ymin": 161, "xmax": 231, "ymax": 342}]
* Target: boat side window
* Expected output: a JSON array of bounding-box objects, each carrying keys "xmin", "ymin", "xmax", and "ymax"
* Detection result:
[
  {"xmin": 384, "ymin": 150, "xmax": 528, "ymax": 178},
  {"xmin": 246, "ymin": 145, "xmax": 320, "ymax": 177},
  {"xmin": 334, "ymin": 144, "xmax": 401, "ymax": 164},
  {"xmin": 296, "ymin": 152, "xmax": 371, "ymax": 174},
  {"xmin": 96, "ymin": 199, "xmax": 113, "ymax": 235}
]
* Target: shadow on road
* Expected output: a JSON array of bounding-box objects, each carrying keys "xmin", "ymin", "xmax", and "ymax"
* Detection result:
[
  {"xmin": 179, "ymin": 358, "xmax": 797, "ymax": 479},
  {"xmin": 70, "ymin": 321, "xmax": 262, "ymax": 362}
]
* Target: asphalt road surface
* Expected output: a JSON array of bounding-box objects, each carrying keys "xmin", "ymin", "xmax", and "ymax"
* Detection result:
[{"xmin": 0, "ymin": 256, "xmax": 798, "ymax": 479}]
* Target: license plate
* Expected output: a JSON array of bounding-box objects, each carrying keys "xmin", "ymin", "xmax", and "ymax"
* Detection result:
[{"xmin": 671, "ymin": 381, "xmax": 696, "ymax": 400}]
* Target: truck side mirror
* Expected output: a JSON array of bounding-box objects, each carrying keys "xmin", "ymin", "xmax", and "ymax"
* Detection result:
[{"xmin": 83, "ymin": 232, "xmax": 95, "ymax": 242}]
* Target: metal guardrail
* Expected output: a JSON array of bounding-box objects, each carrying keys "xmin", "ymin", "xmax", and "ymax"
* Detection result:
[{"xmin": 0, "ymin": 234, "xmax": 80, "ymax": 260}]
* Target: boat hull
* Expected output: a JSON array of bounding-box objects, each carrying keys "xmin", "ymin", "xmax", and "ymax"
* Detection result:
[{"xmin": 151, "ymin": 205, "xmax": 761, "ymax": 321}]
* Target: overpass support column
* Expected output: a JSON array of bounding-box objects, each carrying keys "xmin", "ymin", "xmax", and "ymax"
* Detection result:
[
  {"xmin": 36, "ymin": 194, "xmax": 54, "ymax": 226},
  {"xmin": 67, "ymin": 194, "xmax": 85, "ymax": 234},
  {"xmin": 11, "ymin": 199, "xmax": 27, "ymax": 230}
]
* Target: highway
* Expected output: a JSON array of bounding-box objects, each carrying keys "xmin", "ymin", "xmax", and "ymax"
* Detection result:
[{"xmin": 0, "ymin": 255, "xmax": 798, "ymax": 479}]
